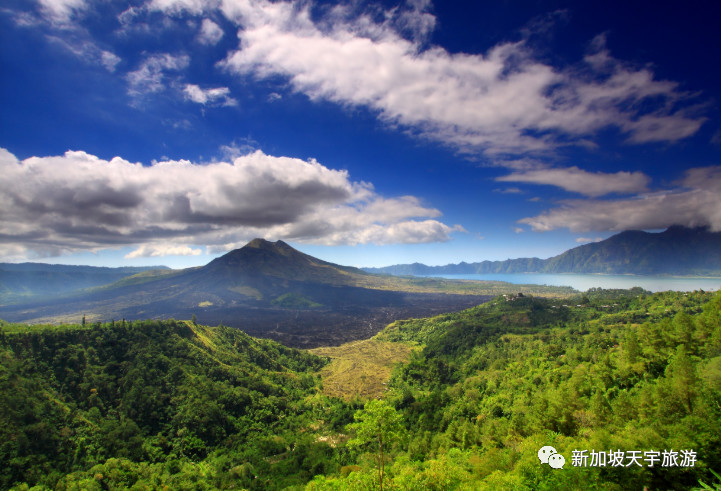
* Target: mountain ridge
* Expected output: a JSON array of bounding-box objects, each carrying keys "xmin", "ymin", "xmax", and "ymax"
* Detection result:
[{"xmin": 364, "ymin": 226, "xmax": 721, "ymax": 276}]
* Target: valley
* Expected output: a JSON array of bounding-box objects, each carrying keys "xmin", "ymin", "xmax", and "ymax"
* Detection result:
[
  {"xmin": 2, "ymin": 238, "xmax": 721, "ymax": 490},
  {"xmin": 2, "ymin": 287, "xmax": 719, "ymax": 490},
  {"xmin": 310, "ymin": 338, "xmax": 416, "ymax": 400}
]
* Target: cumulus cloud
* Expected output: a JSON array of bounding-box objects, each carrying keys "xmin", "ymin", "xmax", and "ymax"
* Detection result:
[
  {"xmin": 183, "ymin": 84, "xmax": 237, "ymax": 106},
  {"xmin": 518, "ymin": 166, "xmax": 721, "ymax": 232},
  {"xmin": 125, "ymin": 244, "xmax": 203, "ymax": 258},
  {"xmin": 0, "ymin": 147, "xmax": 462, "ymax": 260},
  {"xmin": 197, "ymin": 18, "xmax": 224, "ymax": 44},
  {"xmin": 496, "ymin": 166, "xmax": 650, "ymax": 197},
  {"xmin": 575, "ymin": 237, "xmax": 603, "ymax": 243},
  {"xmin": 127, "ymin": 53, "xmax": 190, "ymax": 96}
]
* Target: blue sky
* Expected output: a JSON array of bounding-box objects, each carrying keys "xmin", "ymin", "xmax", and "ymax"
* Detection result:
[{"xmin": 1, "ymin": 0, "xmax": 720, "ymax": 268}]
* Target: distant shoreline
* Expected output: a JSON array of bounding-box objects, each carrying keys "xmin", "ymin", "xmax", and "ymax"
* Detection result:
[
  {"xmin": 416, "ymin": 272, "xmax": 721, "ymax": 293},
  {"xmin": 420, "ymin": 272, "xmax": 721, "ymax": 279}
]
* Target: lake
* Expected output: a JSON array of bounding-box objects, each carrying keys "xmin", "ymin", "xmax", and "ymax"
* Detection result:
[{"xmin": 422, "ymin": 273, "xmax": 721, "ymax": 293}]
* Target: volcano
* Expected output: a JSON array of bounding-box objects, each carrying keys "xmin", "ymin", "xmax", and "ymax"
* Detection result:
[{"xmin": 0, "ymin": 239, "xmax": 489, "ymax": 347}]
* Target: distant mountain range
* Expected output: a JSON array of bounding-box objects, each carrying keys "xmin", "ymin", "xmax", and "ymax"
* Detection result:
[
  {"xmin": 364, "ymin": 226, "xmax": 721, "ymax": 276},
  {"xmin": 6, "ymin": 227, "xmax": 714, "ymax": 346},
  {"xmin": 0, "ymin": 263, "xmax": 168, "ymax": 303},
  {"xmin": 1, "ymin": 239, "xmax": 507, "ymax": 347}
]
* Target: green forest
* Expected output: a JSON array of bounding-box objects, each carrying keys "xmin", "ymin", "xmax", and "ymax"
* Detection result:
[{"xmin": 2, "ymin": 288, "xmax": 720, "ymax": 490}]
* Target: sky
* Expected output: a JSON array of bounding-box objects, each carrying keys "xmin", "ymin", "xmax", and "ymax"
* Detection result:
[{"xmin": 1, "ymin": 0, "xmax": 720, "ymax": 269}]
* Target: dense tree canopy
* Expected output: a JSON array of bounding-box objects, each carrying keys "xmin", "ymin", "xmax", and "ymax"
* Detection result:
[
  {"xmin": 1, "ymin": 288, "xmax": 720, "ymax": 489},
  {"xmin": 0, "ymin": 319, "xmax": 349, "ymax": 490}
]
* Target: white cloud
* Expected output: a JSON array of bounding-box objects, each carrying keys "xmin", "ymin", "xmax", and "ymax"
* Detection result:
[
  {"xmin": 127, "ymin": 53, "xmax": 190, "ymax": 96},
  {"xmin": 101, "ymin": 51, "xmax": 121, "ymax": 72},
  {"xmin": 493, "ymin": 187, "xmax": 523, "ymax": 194},
  {"xmin": 150, "ymin": 0, "xmax": 210, "ymax": 16},
  {"xmin": 44, "ymin": 35, "xmax": 123, "ymax": 73},
  {"xmin": 183, "ymin": 84, "xmax": 237, "ymax": 106},
  {"xmin": 0, "ymin": 147, "xmax": 462, "ymax": 260},
  {"xmin": 575, "ymin": 237, "xmax": 603, "ymax": 243},
  {"xmin": 197, "ymin": 18, "xmax": 224, "ymax": 44},
  {"xmin": 219, "ymin": 138, "xmax": 259, "ymax": 159},
  {"xmin": 118, "ymin": 5, "xmax": 144, "ymax": 26},
  {"xmin": 205, "ymin": 0, "xmax": 704, "ymax": 156},
  {"xmin": 0, "ymin": 244, "xmax": 35, "ymax": 263},
  {"xmin": 518, "ymin": 166, "xmax": 721, "ymax": 232},
  {"xmin": 394, "ymin": 0, "xmax": 436, "ymax": 43},
  {"xmin": 20, "ymin": 0, "xmax": 705, "ymax": 161},
  {"xmin": 37, "ymin": 0, "xmax": 86, "ymax": 25},
  {"xmin": 125, "ymin": 244, "xmax": 203, "ymax": 258},
  {"xmin": 12, "ymin": 1, "xmax": 121, "ymax": 74},
  {"xmin": 496, "ymin": 166, "xmax": 650, "ymax": 197}
]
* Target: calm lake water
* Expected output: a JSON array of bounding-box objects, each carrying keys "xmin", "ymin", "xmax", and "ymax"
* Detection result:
[{"xmin": 423, "ymin": 273, "xmax": 721, "ymax": 293}]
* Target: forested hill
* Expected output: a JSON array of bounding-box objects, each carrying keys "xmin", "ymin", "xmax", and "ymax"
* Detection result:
[
  {"xmin": 364, "ymin": 226, "xmax": 721, "ymax": 276},
  {"xmin": 312, "ymin": 289, "xmax": 721, "ymax": 490},
  {"xmin": 0, "ymin": 319, "xmax": 349, "ymax": 490},
  {"xmin": 0, "ymin": 263, "xmax": 169, "ymax": 304},
  {"xmin": 3, "ymin": 288, "xmax": 720, "ymax": 490}
]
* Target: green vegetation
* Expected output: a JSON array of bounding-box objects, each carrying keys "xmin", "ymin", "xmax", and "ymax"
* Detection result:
[
  {"xmin": 272, "ymin": 293, "xmax": 323, "ymax": 309},
  {"xmin": 0, "ymin": 318, "xmax": 351, "ymax": 490},
  {"xmin": 310, "ymin": 289, "xmax": 721, "ymax": 489},
  {"xmin": 2, "ymin": 287, "xmax": 720, "ymax": 489},
  {"xmin": 347, "ymin": 400, "xmax": 403, "ymax": 491}
]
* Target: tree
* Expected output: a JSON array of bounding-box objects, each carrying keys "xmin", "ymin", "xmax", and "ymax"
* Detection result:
[{"xmin": 348, "ymin": 399, "xmax": 403, "ymax": 491}]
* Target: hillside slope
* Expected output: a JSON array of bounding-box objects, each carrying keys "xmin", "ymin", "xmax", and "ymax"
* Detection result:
[
  {"xmin": 311, "ymin": 289, "xmax": 721, "ymax": 490},
  {"xmin": 0, "ymin": 318, "xmax": 339, "ymax": 490},
  {"xmin": 545, "ymin": 226, "xmax": 721, "ymax": 274},
  {"xmin": 4, "ymin": 289, "xmax": 720, "ymax": 490}
]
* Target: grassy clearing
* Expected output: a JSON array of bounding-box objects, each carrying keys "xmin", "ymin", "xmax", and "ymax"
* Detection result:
[{"xmin": 309, "ymin": 338, "xmax": 416, "ymax": 400}]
